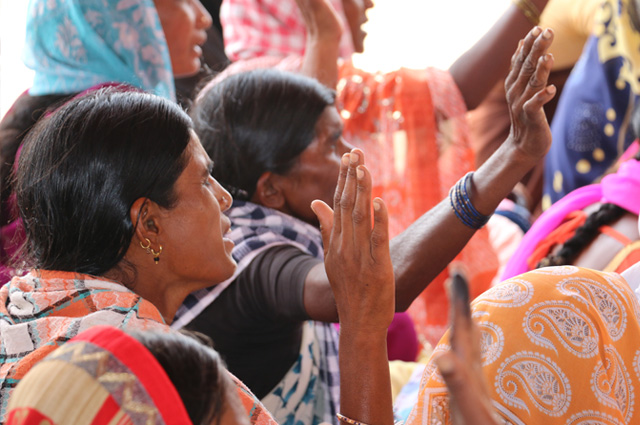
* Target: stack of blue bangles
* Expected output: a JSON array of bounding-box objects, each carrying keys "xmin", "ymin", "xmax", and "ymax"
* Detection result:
[{"xmin": 449, "ymin": 172, "xmax": 492, "ymax": 229}]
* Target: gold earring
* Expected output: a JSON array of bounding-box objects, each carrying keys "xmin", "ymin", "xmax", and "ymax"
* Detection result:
[
  {"xmin": 140, "ymin": 238, "xmax": 151, "ymax": 252},
  {"xmin": 150, "ymin": 245, "xmax": 163, "ymax": 265}
]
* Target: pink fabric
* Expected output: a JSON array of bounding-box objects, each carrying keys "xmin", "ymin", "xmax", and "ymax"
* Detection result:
[
  {"xmin": 501, "ymin": 159, "xmax": 640, "ymax": 280},
  {"xmin": 220, "ymin": 0, "xmax": 354, "ymax": 61}
]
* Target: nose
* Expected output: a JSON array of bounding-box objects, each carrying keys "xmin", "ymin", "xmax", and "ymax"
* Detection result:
[
  {"xmin": 193, "ymin": 0, "xmax": 213, "ymax": 30},
  {"xmin": 337, "ymin": 137, "xmax": 355, "ymax": 156},
  {"xmin": 214, "ymin": 179, "xmax": 233, "ymax": 212},
  {"xmin": 365, "ymin": 0, "xmax": 374, "ymax": 9}
]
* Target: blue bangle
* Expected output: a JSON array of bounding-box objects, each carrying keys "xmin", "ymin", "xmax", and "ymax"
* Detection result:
[{"xmin": 449, "ymin": 172, "xmax": 492, "ymax": 229}]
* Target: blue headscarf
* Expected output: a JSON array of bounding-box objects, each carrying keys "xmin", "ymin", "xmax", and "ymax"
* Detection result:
[
  {"xmin": 543, "ymin": 0, "xmax": 640, "ymax": 208},
  {"xmin": 23, "ymin": 0, "xmax": 175, "ymax": 100}
]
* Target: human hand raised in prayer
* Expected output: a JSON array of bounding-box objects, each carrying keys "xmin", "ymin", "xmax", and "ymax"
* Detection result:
[
  {"xmin": 433, "ymin": 273, "xmax": 499, "ymax": 425},
  {"xmin": 505, "ymin": 26, "xmax": 556, "ymax": 162},
  {"xmin": 295, "ymin": 0, "xmax": 343, "ymax": 42},
  {"xmin": 312, "ymin": 148, "xmax": 395, "ymax": 425},
  {"xmin": 311, "ymin": 149, "xmax": 395, "ymax": 334}
]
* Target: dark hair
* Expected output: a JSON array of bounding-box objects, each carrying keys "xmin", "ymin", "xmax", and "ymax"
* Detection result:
[
  {"xmin": 537, "ymin": 202, "xmax": 627, "ymax": 267},
  {"xmin": 190, "ymin": 68, "xmax": 336, "ymax": 200},
  {"xmin": 0, "ymin": 93, "xmax": 71, "ymax": 226},
  {"xmin": 15, "ymin": 88, "xmax": 192, "ymax": 276},
  {"xmin": 131, "ymin": 330, "xmax": 228, "ymax": 425}
]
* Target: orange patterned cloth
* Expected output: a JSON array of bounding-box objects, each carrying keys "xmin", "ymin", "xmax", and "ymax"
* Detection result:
[
  {"xmin": 0, "ymin": 270, "xmax": 277, "ymax": 425},
  {"xmin": 407, "ymin": 266, "xmax": 640, "ymax": 424},
  {"xmin": 337, "ymin": 62, "xmax": 498, "ymax": 346}
]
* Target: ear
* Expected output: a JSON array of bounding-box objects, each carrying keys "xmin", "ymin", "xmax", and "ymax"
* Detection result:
[
  {"xmin": 252, "ymin": 171, "xmax": 286, "ymax": 210},
  {"xmin": 130, "ymin": 198, "xmax": 163, "ymax": 246}
]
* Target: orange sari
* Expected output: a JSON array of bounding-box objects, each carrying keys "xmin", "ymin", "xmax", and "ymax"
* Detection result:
[
  {"xmin": 408, "ymin": 266, "xmax": 640, "ymax": 424},
  {"xmin": 337, "ymin": 62, "xmax": 498, "ymax": 345}
]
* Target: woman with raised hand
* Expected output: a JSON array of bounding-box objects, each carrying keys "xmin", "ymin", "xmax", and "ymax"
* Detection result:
[
  {"xmin": 177, "ymin": 25, "xmax": 557, "ymax": 424},
  {"xmin": 3, "ymin": 89, "xmax": 401, "ymax": 424},
  {"xmin": 216, "ymin": 0, "xmax": 551, "ymax": 345}
]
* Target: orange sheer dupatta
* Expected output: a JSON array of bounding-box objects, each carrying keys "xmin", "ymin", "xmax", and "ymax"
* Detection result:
[{"xmin": 337, "ymin": 62, "xmax": 499, "ymax": 345}]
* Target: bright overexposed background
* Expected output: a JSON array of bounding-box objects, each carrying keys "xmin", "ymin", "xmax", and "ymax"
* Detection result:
[{"xmin": 0, "ymin": 0, "xmax": 511, "ymax": 119}]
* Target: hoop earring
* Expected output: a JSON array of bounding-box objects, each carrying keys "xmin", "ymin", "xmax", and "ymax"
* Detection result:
[
  {"xmin": 150, "ymin": 245, "xmax": 163, "ymax": 265},
  {"xmin": 140, "ymin": 238, "xmax": 151, "ymax": 252}
]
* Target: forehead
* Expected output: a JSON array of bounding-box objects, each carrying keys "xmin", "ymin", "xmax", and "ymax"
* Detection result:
[{"xmin": 314, "ymin": 106, "xmax": 343, "ymax": 138}]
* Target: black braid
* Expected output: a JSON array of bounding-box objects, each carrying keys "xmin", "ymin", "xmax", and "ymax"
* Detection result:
[{"xmin": 537, "ymin": 203, "xmax": 626, "ymax": 268}]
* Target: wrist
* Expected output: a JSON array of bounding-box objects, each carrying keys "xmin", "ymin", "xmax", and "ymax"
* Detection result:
[{"xmin": 339, "ymin": 324, "xmax": 389, "ymax": 343}]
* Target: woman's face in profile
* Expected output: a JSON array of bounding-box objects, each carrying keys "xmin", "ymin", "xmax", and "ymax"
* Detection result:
[
  {"xmin": 154, "ymin": 0, "xmax": 212, "ymax": 77},
  {"xmin": 277, "ymin": 106, "xmax": 353, "ymax": 225},
  {"xmin": 342, "ymin": 0, "xmax": 374, "ymax": 53},
  {"xmin": 158, "ymin": 134, "xmax": 237, "ymax": 288}
]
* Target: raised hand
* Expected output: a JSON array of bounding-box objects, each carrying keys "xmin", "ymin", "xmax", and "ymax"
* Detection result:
[
  {"xmin": 433, "ymin": 273, "xmax": 499, "ymax": 425},
  {"xmin": 311, "ymin": 148, "xmax": 395, "ymax": 425},
  {"xmin": 311, "ymin": 149, "xmax": 395, "ymax": 333},
  {"xmin": 505, "ymin": 26, "xmax": 556, "ymax": 161},
  {"xmin": 295, "ymin": 0, "xmax": 343, "ymax": 43},
  {"xmin": 295, "ymin": 0, "xmax": 342, "ymax": 87}
]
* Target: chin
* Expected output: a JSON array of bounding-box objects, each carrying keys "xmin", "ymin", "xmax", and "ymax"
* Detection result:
[{"xmin": 173, "ymin": 60, "xmax": 202, "ymax": 78}]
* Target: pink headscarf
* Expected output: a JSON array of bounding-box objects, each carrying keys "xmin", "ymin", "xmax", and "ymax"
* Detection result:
[
  {"xmin": 502, "ymin": 157, "xmax": 640, "ymax": 279},
  {"xmin": 220, "ymin": 0, "xmax": 355, "ymax": 61}
]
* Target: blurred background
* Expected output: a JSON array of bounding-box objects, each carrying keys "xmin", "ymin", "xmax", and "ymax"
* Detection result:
[{"xmin": 0, "ymin": 0, "xmax": 511, "ymax": 118}]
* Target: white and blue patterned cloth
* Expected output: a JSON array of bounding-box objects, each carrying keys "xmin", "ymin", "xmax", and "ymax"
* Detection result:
[
  {"xmin": 174, "ymin": 200, "xmax": 340, "ymax": 424},
  {"xmin": 24, "ymin": 0, "xmax": 175, "ymax": 100}
]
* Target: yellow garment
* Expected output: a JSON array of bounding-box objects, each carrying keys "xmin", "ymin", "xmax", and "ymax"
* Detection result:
[
  {"xmin": 407, "ymin": 266, "xmax": 640, "ymax": 424},
  {"xmin": 541, "ymin": 0, "xmax": 601, "ymax": 70}
]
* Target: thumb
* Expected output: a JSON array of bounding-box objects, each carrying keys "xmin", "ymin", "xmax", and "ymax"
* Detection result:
[{"xmin": 311, "ymin": 200, "xmax": 334, "ymax": 253}]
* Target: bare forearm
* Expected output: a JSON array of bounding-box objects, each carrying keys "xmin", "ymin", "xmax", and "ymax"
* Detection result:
[
  {"xmin": 450, "ymin": 0, "xmax": 548, "ymax": 110},
  {"xmin": 391, "ymin": 140, "xmax": 540, "ymax": 310},
  {"xmin": 338, "ymin": 327, "xmax": 394, "ymax": 425},
  {"xmin": 301, "ymin": 37, "xmax": 340, "ymax": 88}
]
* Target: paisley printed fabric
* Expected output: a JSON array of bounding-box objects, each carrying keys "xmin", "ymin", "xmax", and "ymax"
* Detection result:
[
  {"xmin": 407, "ymin": 266, "xmax": 640, "ymax": 424},
  {"xmin": 24, "ymin": 0, "xmax": 175, "ymax": 99}
]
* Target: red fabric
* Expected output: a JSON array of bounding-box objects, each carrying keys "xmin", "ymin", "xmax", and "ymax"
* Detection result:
[
  {"xmin": 220, "ymin": 0, "xmax": 354, "ymax": 61},
  {"xmin": 73, "ymin": 326, "xmax": 192, "ymax": 425}
]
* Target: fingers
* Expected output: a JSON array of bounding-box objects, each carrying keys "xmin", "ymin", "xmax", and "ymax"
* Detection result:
[
  {"xmin": 505, "ymin": 26, "xmax": 540, "ymax": 88},
  {"xmin": 434, "ymin": 351, "xmax": 466, "ymax": 390},
  {"xmin": 333, "ymin": 153, "xmax": 350, "ymax": 234},
  {"xmin": 353, "ymin": 163, "xmax": 373, "ymax": 247},
  {"xmin": 311, "ymin": 199, "xmax": 334, "ymax": 256},
  {"xmin": 448, "ymin": 272, "xmax": 472, "ymax": 354},
  {"xmin": 370, "ymin": 197, "xmax": 389, "ymax": 262},
  {"xmin": 521, "ymin": 53, "xmax": 556, "ymax": 118},
  {"xmin": 506, "ymin": 27, "xmax": 554, "ymax": 99},
  {"xmin": 338, "ymin": 149, "xmax": 364, "ymax": 246}
]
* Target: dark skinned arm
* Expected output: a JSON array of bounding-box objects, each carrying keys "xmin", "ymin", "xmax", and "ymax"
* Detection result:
[
  {"xmin": 450, "ymin": 0, "xmax": 549, "ymax": 110},
  {"xmin": 304, "ymin": 27, "xmax": 557, "ymax": 322},
  {"xmin": 296, "ymin": 0, "xmax": 342, "ymax": 88}
]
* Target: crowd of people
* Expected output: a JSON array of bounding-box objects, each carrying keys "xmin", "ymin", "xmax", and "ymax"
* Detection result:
[{"xmin": 0, "ymin": 0, "xmax": 639, "ymax": 424}]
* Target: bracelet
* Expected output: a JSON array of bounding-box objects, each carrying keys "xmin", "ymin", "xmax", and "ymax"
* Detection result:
[
  {"xmin": 336, "ymin": 413, "xmax": 370, "ymax": 425},
  {"xmin": 449, "ymin": 172, "xmax": 492, "ymax": 229},
  {"xmin": 336, "ymin": 413, "xmax": 404, "ymax": 425},
  {"xmin": 512, "ymin": 0, "xmax": 541, "ymax": 25}
]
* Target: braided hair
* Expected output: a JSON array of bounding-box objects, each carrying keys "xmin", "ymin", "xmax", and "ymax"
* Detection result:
[{"xmin": 537, "ymin": 202, "xmax": 626, "ymax": 268}]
